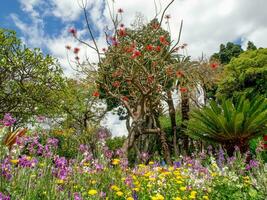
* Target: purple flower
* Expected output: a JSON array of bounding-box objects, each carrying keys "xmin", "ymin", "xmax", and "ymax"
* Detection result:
[
  {"xmin": 104, "ymin": 150, "xmax": 113, "ymax": 159},
  {"xmin": 0, "ymin": 192, "xmax": 10, "ymax": 200},
  {"xmin": 18, "ymin": 155, "xmax": 38, "ymax": 168},
  {"xmin": 140, "ymin": 152, "xmax": 149, "ymax": 162},
  {"xmin": 47, "ymin": 138, "xmax": 59, "ymax": 148},
  {"xmin": 125, "ymin": 176, "xmax": 133, "ymax": 187},
  {"xmin": 79, "ymin": 144, "xmax": 89, "ymax": 153},
  {"xmin": 115, "ymin": 148, "xmax": 123, "ymax": 157},
  {"xmin": 100, "ymin": 192, "xmax": 106, "ymax": 198},
  {"xmin": 0, "ymin": 113, "xmax": 16, "ymax": 127},
  {"xmin": 249, "ymin": 160, "xmax": 259, "ymax": 168},
  {"xmin": 1, "ymin": 158, "xmax": 12, "ymax": 180},
  {"xmin": 94, "ymin": 163, "xmax": 104, "ymax": 171},
  {"xmin": 74, "ymin": 193, "xmax": 82, "ymax": 200},
  {"xmin": 217, "ymin": 148, "xmax": 225, "ymax": 168},
  {"xmin": 174, "ymin": 161, "xmax": 181, "ymax": 168},
  {"xmin": 36, "ymin": 115, "xmax": 46, "ymax": 123}
]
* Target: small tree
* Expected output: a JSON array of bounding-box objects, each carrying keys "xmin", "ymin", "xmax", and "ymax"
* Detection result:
[{"xmin": 0, "ymin": 29, "xmax": 65, "ymax": 125}]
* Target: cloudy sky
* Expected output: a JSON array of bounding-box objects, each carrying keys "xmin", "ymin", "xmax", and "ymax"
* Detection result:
[{"xmin": 1, "ymin": 0, "xmax": 267, "ymax": 135}]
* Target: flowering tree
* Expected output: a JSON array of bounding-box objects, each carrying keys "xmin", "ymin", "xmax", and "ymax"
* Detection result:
[{"xmin": 68, "ymin": 0, "xmax": 185, "ymax": 164}]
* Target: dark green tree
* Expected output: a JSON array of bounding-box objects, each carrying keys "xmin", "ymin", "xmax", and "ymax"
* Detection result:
[
  {"xmin": 246, "ymin": 41, "xmax": 257, "ymax": 51},
  {"xmin": 211, "ymin": 42, "xmax": 243, "ymax": 64}
]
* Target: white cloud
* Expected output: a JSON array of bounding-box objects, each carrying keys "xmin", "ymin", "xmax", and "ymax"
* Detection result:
[
  {"xmin": 101, "ymin": 112, "xmax": 127, "ymax": 137},
  {"xmin": 49, "ymin": 0, "xmax": 84, "ymax": 22}
]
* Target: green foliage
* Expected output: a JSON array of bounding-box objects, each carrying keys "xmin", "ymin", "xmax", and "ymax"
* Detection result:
[
  {"xmin": 249, "ymin": 136, "xmax": 267, "ymax": 162},
  {"xmin": 188, "ymin": 95, "xmax": 267, "ymax": 153},
  {"xmin": 59, "ymin": 79, "xmax": 106, "ymax": 133},
  {"xmin": 246, "ymin": 41, "xmax": 257, "ymax": 51},
  {"xmin": 160, "ymin": 113, "xmax": 181, "ymax": 140},
  {"xmin": 106, "ymin": 136, "xmax": 126, "ymax": 151},
  {"xmin": 0, "ymin": 28, "xmax": 65, "ymax": 124},
  {"xmin": 211, "ymin": 42, "xmax": 243, "ymax": 64},
  {"xmin": 217, "ymin": 48, "xmax": 267, "ymax": 99}
]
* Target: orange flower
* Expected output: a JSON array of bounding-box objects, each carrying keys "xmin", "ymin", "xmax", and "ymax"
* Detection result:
[
  {"xmin": 92, "ymin": 91, "xmax": 100, "ymax": 97},
  {"xmin": 180, "ymin": 87, "xmax": 188, "ymax": 93}
]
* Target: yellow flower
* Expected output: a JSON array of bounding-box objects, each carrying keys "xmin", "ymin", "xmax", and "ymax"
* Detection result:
[
  {"xmin": 144, "ymin": 172, "xmax": 152, "ymax": 177},
  {"xmin": 39, "ymin": 163, "xmax": 45, "ymax": 167},
  {"xmin": 112, "ymin": 159, "xmax": 120, "ymax": 165},
  {"xmin": 203, "ymin": 196, "xmax": 209, "ymax": 200},
  {"xmin": 127, "ymin": 197, "xmax": 134, "ymax": 200},
  {"xmin": 176, "ymin": 180, "xmax": 183, "ymax": 184},
  {"xmin": 111, "ymin": 185, "xmax": 120, "ymax": 191},
  {"xmin": 151, "ymin": 193, "xmax": 164, "ymax": 200},
  {"xmin": 116, "ymin": 191, "xmax": 123, "ymax": 196},
  {"xmin": 83, "ymin": 162, "xmax": 90, "ymax": 166},
  {"xmin": 10, "ymin": 159, "xmax": 19, "ymax": 164},
  {"xmin": 133, "ymin": 187, "xmax": 140, "ymax": 192},
  {"xmin": 180, "ymin": 186, "xmax": 186, "ymax": 191},
  {"xmin": 56, "ymin": 179, "xmax": 64, "ymax": 184},
  {"xmin": 149, "ymin": 161, "xmax": 154, "ymax": 165},
  {"xmin": 88, "ymin": 189, "xmax": 97, "ymax": 195},
  {"xmin": 211, "ymin": 172, "xmax": 217, "ymax": 177},
  {"xmin": 174, "ymin": 197, "xmax": 182, "ymax": 200},
  {"xmin": 91, "ymin": 180, "xmax": 96, "ymax": 184}
]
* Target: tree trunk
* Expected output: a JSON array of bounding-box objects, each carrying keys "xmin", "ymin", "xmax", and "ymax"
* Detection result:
[
  {"xmin": 224, "ymin": 138, "xmax": 250, "ymax": 156},
  {"xmin": 155, "ymin": 116, "xmax": 172, "ymax": 165},
  {"xmin": 166, "ymin": 91, "xmax": 178, "ymax": 157},
  {"xmin": 181, "ymin": 90, "xmax": 190, "ymax": 154}
]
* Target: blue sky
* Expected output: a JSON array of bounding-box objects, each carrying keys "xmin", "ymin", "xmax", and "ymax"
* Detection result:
[{"xmin": 1, "ymin": 0, "xmax": 267, "ymax": 136}]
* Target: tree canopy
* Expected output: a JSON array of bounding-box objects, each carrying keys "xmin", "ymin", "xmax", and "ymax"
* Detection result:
[
  {"xmin": 0, "ymin": 28, "xmax": 65, "ymax": 125},
  {"xmin": 216, "ymin": 48, "xmax": 267, "ymax": 99}
]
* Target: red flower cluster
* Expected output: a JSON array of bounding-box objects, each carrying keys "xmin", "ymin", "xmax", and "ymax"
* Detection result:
[
  {"xmin": 74, "ymin": 47, "xmax": 80, "ymax": 54},
  {"xmin": 210, "ymin": 62, "xmax": 218, "ymax": 69},
  {"xmin": 122, "ymin": 96, "xmax": 129, "ymax": 102},
  {"xmin": 131, "ymin": 50, "xmax": 141, "ymax": 59},
  {"xmin": 68, "ymin": 28, "xmax": 77, "ymax": 37},
  {"xmin": 180, "ymin": 87, "xmax": 188, "ymax": 93},
  {"xmin": 159, "ymin": 35, "xmax": 169, "ymax": 46},
  {"xmin": 112, "ymin": 81, "xmax": 120, "ymax": 88},
  {"xmin": 147, "ymin": 74, "xmax": 154, "ymax": 84},
  {"xmin": 146, "ymin": 44, "xmax": 153, "ymax": 51},
  {"xmin": 118, "ymin": 28, "xmax": 127, "ymax": 37},
  {"xmin": 155, "ymin": 46, "xmax": 161, "ymax": 52},
  {"xmin": 92, "ymin": 91, "xmax": 100, "ymax": 97}
]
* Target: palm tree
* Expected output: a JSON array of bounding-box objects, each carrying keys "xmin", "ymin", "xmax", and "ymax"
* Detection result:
[{"xmin": 188, "ymin": 95, "xmax": 267, "ymax": 155}]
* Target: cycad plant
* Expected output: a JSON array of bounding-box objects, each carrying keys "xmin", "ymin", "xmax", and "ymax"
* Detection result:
[{"xmin": 188, "ymin": 95, "xmax": 267, "ymax": 155}]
